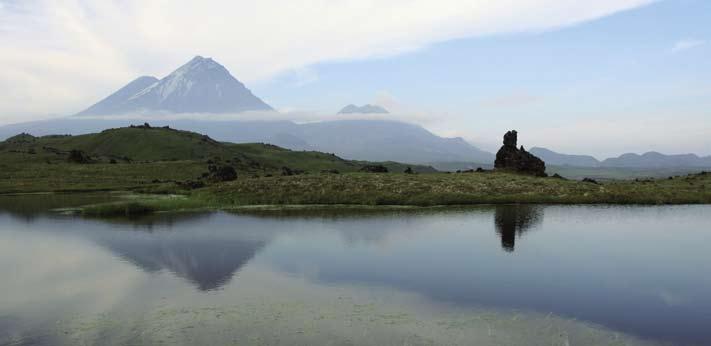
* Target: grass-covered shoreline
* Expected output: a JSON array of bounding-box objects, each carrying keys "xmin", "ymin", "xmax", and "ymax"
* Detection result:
[
  {"xmin": 197, "ymin": 171, "xmax": 711, "ymax": 205},
  {"xmin": 59, "ymin": 170, "xmax": 710, "ymax": 217}
]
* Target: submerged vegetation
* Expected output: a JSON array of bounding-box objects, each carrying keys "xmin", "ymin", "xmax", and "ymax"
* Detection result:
[{"xmin": 1, "ymin": 125, "xmax": 710, "ymax": 215}]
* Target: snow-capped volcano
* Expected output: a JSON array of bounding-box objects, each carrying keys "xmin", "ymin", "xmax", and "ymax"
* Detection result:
[{"xmin": 77, "ymin": 56, "xmax": 273, "ymax": 116}]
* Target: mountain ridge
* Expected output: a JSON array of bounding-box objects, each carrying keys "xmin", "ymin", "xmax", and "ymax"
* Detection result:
[
  {"xmin": 529, "ymin": 147, "xmax": 601, "ymax": 167},
  {"xmin": 0, "ymin": 118, "xmax": 494, "ymax": 165},
  {"xmin": 530, "ymin": 147, "xmax": 711, "ymax": 168},
  {"xmin": 2, "ymin": 119, "xmax": 708, "ymax": 168},
  {"xmin": 338, "ymin": 104, "xmax": 389, "ymax": 114},
  {"xmin": 601, "ymin": 151, "xmax": 711, "ymax": 168},
  {"xmin": 77, "ymin": 76, "xmax": 159, "ymax": 116},
  {"xmin": 76, "ymin": 56, "xmax": 273, "ymax": 116}
]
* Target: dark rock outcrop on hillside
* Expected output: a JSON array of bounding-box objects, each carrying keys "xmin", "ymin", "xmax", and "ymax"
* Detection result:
[
  {"xmin": 4, "ymin": 133, "xmax": 37, "ymax": 145},
  {"xmin": 206, "ymin": 165, "xmax": 237, "ymax": 182},
  {"xmin": 494, "ymin": 130, "xmax": 546, "ymax": 176},
  {"xmin": 67, "ymin": 149, "xmax": 92, "ymax": 164},
  {"xmin": 281, "ymin": 166, "xmax": 305, "ymax": 176},
  {"xmin": 360, "ymin": 164, "xmax": 389, "ymax": 173},
  {"xmin": 582, "ymin": 177, "xmax": 600, "ymax": 185}
]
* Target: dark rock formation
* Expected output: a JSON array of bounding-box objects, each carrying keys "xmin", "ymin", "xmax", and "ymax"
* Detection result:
[
  {"xmin": 206, "ymin": 165, "xmax": 237, "ymax": 182},
  {"xmin": 178, "ymin": 180, "xmax": 206, "ymax": 189},
  {"xmin": 582, "ymin": 177, "xmax": 600, "ymax": 185},
  {"xmin": 281, "ymin": 166, "xmax": 304, "ymax": 176},
  {"xmin": 5, "ymin": 133, "xmax": 37, "ymax": 144},
  {"xmin": 129, "ymin": 123, "xmax": 152, "ymax": 129},
  {"xmin": 67, "ymin": 149, "xmax": 92, "ymax": 164},
  {"xmin": 494, "ymin": 130, "xmax": 546, "ymax": 176},
  {"xmin": 281, "ymin": 166, "xmax": 294, "ymax": 176},
  {"xmin": 360, "ymin": 164, "xmax": 389, "ymax": 173},
  {"xmin": 551, "ymin": 173, "xmax": 566, "ymax": 180}
]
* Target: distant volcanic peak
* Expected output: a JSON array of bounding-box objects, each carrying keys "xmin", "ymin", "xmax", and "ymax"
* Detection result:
[
  {"xmin": 188, "ymin": 55, "xmax": 216, "ymax": 65},
  {"xmin": 131, "ymin": 55, "xmax": 240, "ymax": 101},
  {"xmin": 76, "ymin": 56, "xmax": 273, "ymax": 116},
  {"xmin": 173, "ymin": 55, "xmax": 225, "ymax": 77},
  {"xmin": 133, "ymin": 75, "xmax": 160, "ymax": 84},
  {"xmin": 338, "ymin": 104, "xmax": 389, "ymax": 114}
]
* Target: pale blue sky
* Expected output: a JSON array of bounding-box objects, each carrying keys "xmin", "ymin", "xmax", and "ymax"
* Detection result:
[
  {"xmin": 254, "ymin": 0, "xmax": 710, "ymax": 156},
  {"xmin": 0, "ymin": 0, "xmax": 708, "ymax": 157}
]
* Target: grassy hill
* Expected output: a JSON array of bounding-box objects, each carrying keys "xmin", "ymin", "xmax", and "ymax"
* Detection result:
[{"xmin": 0, "ymin": 124, "xmax": 435, "ymax": 193}]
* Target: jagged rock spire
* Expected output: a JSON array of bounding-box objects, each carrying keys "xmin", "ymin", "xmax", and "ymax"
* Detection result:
[{"xmin": 494, "ymin": 130, "xmax": 546, "ymax": 177}]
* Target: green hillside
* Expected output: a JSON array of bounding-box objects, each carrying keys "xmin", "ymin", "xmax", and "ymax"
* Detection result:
[
  {"xmin": 0, "ymin": 124, "xmax": 435, "ymax": 193},
  {"xmin": 3, "ymin": 126, "xmax": 271, "ymax": 164}
]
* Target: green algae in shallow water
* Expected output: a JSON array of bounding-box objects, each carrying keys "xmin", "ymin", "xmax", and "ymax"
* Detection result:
[{"xmin": 53, "ymin": 301, "xmax": 658, "ymax": 346}]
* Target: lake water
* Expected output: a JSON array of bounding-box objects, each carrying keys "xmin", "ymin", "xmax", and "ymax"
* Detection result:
[{"xmin": 1, "ymin": 196, "xmax": 710, "ymax": 345}]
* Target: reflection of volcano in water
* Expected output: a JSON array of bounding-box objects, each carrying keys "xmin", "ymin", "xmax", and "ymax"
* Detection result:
[
  {"xmin": 91, "ymin": 214, "xmax": 268, "ymax": 291},
  {"xmin": 494, "ymin": 205, "xmax": 543, "ymax": 252},
  {"xmin": 103, "ymin": 237, "xmax": 265, "ymax": 290}
]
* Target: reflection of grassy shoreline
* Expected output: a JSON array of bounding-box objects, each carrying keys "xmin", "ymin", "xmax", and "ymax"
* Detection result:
[{"xmin": 63, "ymin": 171, "xmax": 711, "ymax": 217}]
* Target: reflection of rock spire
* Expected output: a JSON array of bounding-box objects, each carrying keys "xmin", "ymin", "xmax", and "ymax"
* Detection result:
[{"xmin": 494, "ymin": 205, "xmax": 543, "ymax": 252}]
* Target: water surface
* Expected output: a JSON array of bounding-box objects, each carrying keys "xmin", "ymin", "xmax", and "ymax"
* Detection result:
[{"xmin": 1, "ymin": 196, "xmax": 710, "ymax": 345}]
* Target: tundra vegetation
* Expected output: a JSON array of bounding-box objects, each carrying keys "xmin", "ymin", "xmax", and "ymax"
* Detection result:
[{"xmin": 1, "ymin": 125, "xmax": 709, "ymax": 216}]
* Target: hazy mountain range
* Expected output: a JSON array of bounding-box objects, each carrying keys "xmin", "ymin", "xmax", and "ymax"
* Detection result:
[
  {"xmin": 530, "ymin": 147, "xmax": 711, "ymax": 169},
  {"xmin": 0, "ymin": 118, "xmax": 494, "ymax": 164},
  {"xmin": 0, "ymin": 56, "xmax": 493, "ymax": 164},
  {"xmin": 1, "ymin": 55, "xmax": 708, "ymax": 168}
]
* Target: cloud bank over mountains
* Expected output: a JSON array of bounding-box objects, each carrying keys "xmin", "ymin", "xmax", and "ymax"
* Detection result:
[{"xmin": 0, "ymin": 0, "xmax": 654, "ymax": 119}]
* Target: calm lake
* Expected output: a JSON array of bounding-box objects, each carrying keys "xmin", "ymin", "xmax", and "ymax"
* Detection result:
[{"xmin": 1, "ymin": 195, "xmax": 710, "ymax": 345}]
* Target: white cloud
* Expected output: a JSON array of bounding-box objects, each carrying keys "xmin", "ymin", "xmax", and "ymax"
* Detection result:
[
  {"xmin": 671, "ymin": 39, "xmax": 706, "ymax": 53},
  {"xmin": 372, "ymin": 91, "xmax": 405, "ymax": 113},
  {"xmin": 0, "ymin": 0, "xmax": 654, "ymax": 121},
  {"xmin": 76, "ymin": 108, "xmax": 442, "ymax": 128}
]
